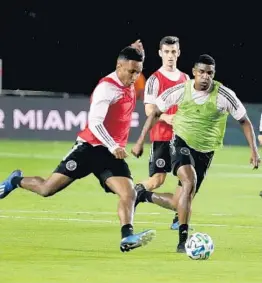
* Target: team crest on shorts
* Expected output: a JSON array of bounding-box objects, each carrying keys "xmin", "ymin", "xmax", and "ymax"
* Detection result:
[
  {"xmin": 180, "ymin": 147, "xmax": 190, "ymax": 156},
  {"xmin": 66, "ymin": 160, "xmax": 77, "ymax": 171},
  {"xmin": 156, "ymin": 158, "xmax": 165, "ymax": 168}
]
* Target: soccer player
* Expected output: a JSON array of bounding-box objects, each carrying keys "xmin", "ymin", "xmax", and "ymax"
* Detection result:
[
  {"xmin": 134, "ymin": 36, "xmax": 190, "ymax": 230},
  {"xmin": 131, "ymin": 54, "xmax": 260, "ymax": 253},
  {"xmin": 0, "ymin": 41, "xmax": 156, "ymax": 253}
]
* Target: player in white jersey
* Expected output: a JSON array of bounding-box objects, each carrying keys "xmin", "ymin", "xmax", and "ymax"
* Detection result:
[
  {"xmin": 132, "ymin": 54, "xmax": 260, "ymax": 252},
  {"xmin": 134, "ymin": 36, "xmax": 190, "ymax": 230}
]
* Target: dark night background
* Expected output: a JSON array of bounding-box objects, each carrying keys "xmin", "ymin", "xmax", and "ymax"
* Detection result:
[{"xmin": 0, "ymin": 2, "xmax": 261, "ymax": 102}]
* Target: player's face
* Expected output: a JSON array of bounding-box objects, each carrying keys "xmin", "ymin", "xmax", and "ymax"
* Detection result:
[
  {"xmin": 117, "ymin": 60, "xmax": 143, "ymax": 87},
  {"xmin": 193, "ymin": 63, "xmax": 215, "ymax": 91},
  {"xmin": 159, "ymin": 44, "xmax": 180, "ymax": 69}
]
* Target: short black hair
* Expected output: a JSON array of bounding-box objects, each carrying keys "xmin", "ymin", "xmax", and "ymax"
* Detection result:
[
  {"xmin": 195, "ymin": 54, "xmax": 215, "ymax": 67},
  {"xmin": 159, "ymin": 36, "xmax": 179, "ymax": 49},
  {"xmin": 117, "ymin": 46, "xmax": 144, "ymax": 62}
]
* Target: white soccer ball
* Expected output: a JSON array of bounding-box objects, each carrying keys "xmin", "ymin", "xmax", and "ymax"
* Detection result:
[{"xmin": 185, "ymin": 232, "xmax": 214, "ymax": 260}]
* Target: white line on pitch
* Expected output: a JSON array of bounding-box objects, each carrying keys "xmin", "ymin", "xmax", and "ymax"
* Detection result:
[
  {"xmin": 1, "ymin": 209, "xmax": 261, "ymax": 217},
  {"xmin": 0, "ymin": 214, "xmax": 261, "ymax": 229}
]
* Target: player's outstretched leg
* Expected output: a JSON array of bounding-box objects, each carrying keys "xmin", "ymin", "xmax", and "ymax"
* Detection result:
[
  {"xmin": 120, "ymin": 229, "xmax": 156, "ymax": 252},
  {"xmin": 0, "ymin": 170, "xmax": 23, "ymax": 199}
]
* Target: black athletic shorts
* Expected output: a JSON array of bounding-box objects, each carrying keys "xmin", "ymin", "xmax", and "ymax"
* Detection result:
[
  {"xmin": 149, "ymin": 141, "xmax": 172, "ymax": 177},
  {"xmin": 54, "ymin": 140, "xmax": 132, "ymax": 193},
  {"xmin": 170, "ymin": 135, "xmax": 214, "ymax": 193}
]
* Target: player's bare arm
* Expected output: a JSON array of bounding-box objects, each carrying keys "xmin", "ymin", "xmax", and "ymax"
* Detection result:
[
  {"xmin": 239, "ymin": 114, "xmax": 261, "ymax": 169},
  {"xmin": 131, "ymin": 106, "xmax": 162, "ymax": 158},
  {"xmin": 145, "ymin": 104, "xmax": 174, "ymax": 126}
]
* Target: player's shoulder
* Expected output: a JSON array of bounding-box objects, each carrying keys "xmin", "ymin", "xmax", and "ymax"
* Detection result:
[
  {"xmin": 217, "ymin": 83, "xmax": 237, "ymax": 98},
  {"xmin": 146, "ymin": 70, "xmax": 160, "ymax": 83},
  {"xmin": 100, "ymin": 72, "xmax": 123, "ymax": 88},
  {"xmin": 184, "ymin": 73, "xmax": 191, "ymax": 80},
  {"xmin": 145, "ymin": 72, "xmax": 160, "ymax": 93},
  {"xmin": 93, "ymin": 73, "xmax": 120, "ymax": 99},
  {"xmin": 217, "ymin": 82, "xmax": 241, "ymax": 109},
  {"xmin": 177, "ymin": 69, "xmax": 190, "ymax": 80}
]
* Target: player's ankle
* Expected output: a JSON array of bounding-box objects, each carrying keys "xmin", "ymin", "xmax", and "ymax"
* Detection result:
[
  {"xmin": 179, "ymin": 224, "xmax": 189, "ymax": 243},
  {"xmin": 11, "ymin": 176, "xmax": 23, "ymax": 188},
  {"xmin": 121, "ymin": 224, "xmax": 134, "ymax": 238}
]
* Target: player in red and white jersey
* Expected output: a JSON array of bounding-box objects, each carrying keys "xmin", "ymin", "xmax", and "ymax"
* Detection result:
[
  {"xmin": 0, "ymin": 41, "xmax": 155, "ymax": 252},
  {"xmin": 134, "ymin": 36, "xmax": 190, "ymax": 229}
]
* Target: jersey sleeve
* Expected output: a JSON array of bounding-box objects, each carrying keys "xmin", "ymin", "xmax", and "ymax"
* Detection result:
[
  {"xmin": 217, "ymin": 85, "xmax": 246, "ymax": 121},
  {"xmin": 143, "ymin": 75, "xmax": 160, "ymax": 104},
  {"xmin": 155, "ymin": 83, "xmax": 185, "ymax": 112},
  {"xmin": 88, "ymin": 82, "xmax": 119, "ymax": 153}
]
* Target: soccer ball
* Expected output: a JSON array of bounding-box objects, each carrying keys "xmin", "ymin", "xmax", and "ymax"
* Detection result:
[{"xmin": 185, "ymin": 232, "xmax": 214, "ymax": 260}]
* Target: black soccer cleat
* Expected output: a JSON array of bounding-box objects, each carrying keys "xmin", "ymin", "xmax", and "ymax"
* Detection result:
[{"xmin": 176, "ymin": 241, "xmax": 186, "ymax": 253}]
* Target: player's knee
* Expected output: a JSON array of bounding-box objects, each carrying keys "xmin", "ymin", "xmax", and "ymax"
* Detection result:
[
  {"xmin": 182, "ymin": 178, "xmax": 197, "ymax": 196},
  {"xmin": 183, "ymin": 177, "xmax": 196, "ymax": 191},
  {"xmin": 120, "ymin": 186, "xmax": 137, "ymax": 201},
  {"xmin": 149, "ymin": 174, "xmax": 166, "ymax": 190},
  {"xmin": 179, "ymin": 168, "xmax": 197, "ymax": 196}
]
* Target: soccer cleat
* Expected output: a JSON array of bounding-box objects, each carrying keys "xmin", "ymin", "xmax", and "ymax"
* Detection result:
[
  {"xmin": 0, "ymin": 170, "xmax": 23, "ymax": 199},
  {"xmin": 259, "ymin": 191, "xmax": 262, "ymax": 197},
  {"xmin": 176, "ymin": 241, "xmax": 186, "ymax": 253},
  {"xmin": 120, "ymin": 229, "xmax": 156, "ymax": 252},
  {"xmin": 170, "ymin": 221, "xmax": 194, "ymax": 231},
  {"xmin": 170, "ymin": 221, "xmax": 180, "ymax": 230}
]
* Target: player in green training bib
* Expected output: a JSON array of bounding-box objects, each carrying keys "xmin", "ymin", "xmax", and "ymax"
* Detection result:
[{"xmin": 131, "ymin": 54, "xmax": 260, "ymax": 253}]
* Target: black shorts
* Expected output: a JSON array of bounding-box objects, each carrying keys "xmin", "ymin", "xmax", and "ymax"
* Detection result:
[
  {"xmin": 170, "ymin": 136, "xmax": 214, "ymax": 193},
  {"xmin": 54, "ymin": 141, "xmax": 132, "ymax": 193},
  {"xmin": 149, "ymin": 141, "xmax": 172, "ymax": 177}
]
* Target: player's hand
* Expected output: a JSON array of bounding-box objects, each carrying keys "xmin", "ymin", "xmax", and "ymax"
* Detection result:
[
  {"xmin": 250, "ymin": 150, "xmax": 261, "ymax": 169},
  {"xmin": 258, "ymin": 135, "xmax": 262, "ymax": 145},
  {"xmin": 131, "ymin": 142, "xmax": 144, "ymax": 158},
  {"xmin": 131, "ymin": 39, "xmax": 144, "ymax": 54},
  {"xmin": 160, "ymin": 114, "xmax": 175, "ymax": 125},
  {"xmin": 113, "ymin": 147, "xmax": 129, "ymax": 159}
]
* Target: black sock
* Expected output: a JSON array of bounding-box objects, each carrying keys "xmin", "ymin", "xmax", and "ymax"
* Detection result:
[
  {"xmin": 121, "ymin": 224, "xmax": 134, "ymax": 238},
  {"xmin": 179, "ymin": 224, "xmax": 189, "ymax": 243},
  {"xmin": 144, "ymin": 191, "xmax": 153, "ymax": 203},
  {"xmin": 135, "ymin": 184, "xmax": 153, "ymax": 203},
  {"xmin": 11, "ymin": 176, "xmax": 23, "ymax": 188},
  {"xmin": 173, "ymin": 212, "xmax": 179, "ymax": 223}
]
